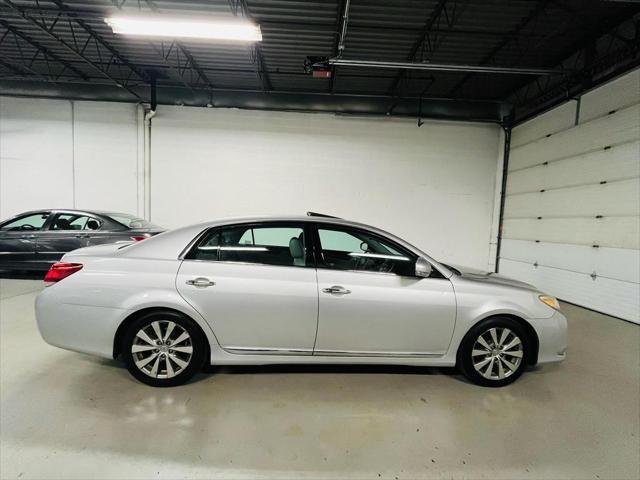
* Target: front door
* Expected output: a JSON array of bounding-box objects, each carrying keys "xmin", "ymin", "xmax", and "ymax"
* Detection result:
[
  {"xmin": 176, "ymin": 222, "xmax": 319, "ymax": 355},
  {"xmin": 0, "ymin": 211, "xmax": 51, "ymax": 270},
  {"xmin": 312, "ymin": 224, "xmax": 456, "ymax": 356}
]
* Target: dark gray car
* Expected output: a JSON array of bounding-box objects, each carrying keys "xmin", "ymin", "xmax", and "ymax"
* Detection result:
[{"xmin": 0, "ymin": 209, "xmax": 164, "ymax": 272}]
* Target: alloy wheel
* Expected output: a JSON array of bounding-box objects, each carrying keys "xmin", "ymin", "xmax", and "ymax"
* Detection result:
[
  {"xmin": 471, "ymin": 327, "xmax": 524, "ymax": 380},
  {"xmin": 131, "ymin": 320, "xmax": 193, "ymax": 379}
]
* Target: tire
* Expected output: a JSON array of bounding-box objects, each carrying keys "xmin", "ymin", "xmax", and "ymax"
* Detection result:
[
  {"xmin": 122, "ymin": 311, "xmax": 207, "ymax": 387},
  {"xmin": 458, "ymin": 316, "xmax": 529, "ymax": 387}
]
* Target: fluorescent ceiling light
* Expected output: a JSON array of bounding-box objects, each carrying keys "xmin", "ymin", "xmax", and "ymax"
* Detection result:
[{"xmin": 105, "ymin": 15, "xmax": 262, "ymax": 42}]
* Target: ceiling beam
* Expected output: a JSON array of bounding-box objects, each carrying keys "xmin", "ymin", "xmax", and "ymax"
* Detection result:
[
  {"xmin": 387, "ymin": 0, "xmax": 450, "ymax": 96},
  {"xmin": 2, "ymin": 0, "xmax": 146, "ymax": 101},
  {"xmin": 330, "ymin": 58, "xmax": 562, "ymax": 75},
  {"xmin": 49, "ymin": 0, "xmax": 148, "ymax": 82},
  {"xmin": 0, "ymin": 7, "xmax": 553, "ymax": 39},
  {"xmin": 237, "ymin": 0, "xmax": 272, "ymax": 92},
  {"xmin": 329, "ymin": 0, "xmax": 349, "ymax": 92},
  {"xmin": 511, "ymin": 12, "xmax": 640, "ymax": 124},
  {"xmin": 0, "ymin": 78, "xmax": 511, "ymax": 123},
  {"xmin": 448, "ymin": 0, "xmax": 552, "ymax": 96},
  {"xmin": 139, "ymin": 0, "xmax": 216, "ymax": 91},
  {"xmin": 0, "ymin": 18, "xmax": 90, "ymax": 81}
]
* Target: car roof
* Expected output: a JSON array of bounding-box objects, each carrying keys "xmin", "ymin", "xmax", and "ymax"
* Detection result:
[
  {"xmin": 176, "ymin": 214, "xmax": 407, "ymax": 235},
  {"xmin": 16, "ymin": 209, "xmax": 129, "ymax": 216},
  {"xmin": 117, "ymin": 214, "xmax": 453, "ymax": 278}
]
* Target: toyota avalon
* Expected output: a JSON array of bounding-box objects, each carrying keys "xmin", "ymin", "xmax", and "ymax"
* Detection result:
[{"xmin": 35, "ymin": 213, "xmax": 567, "ymax": 387}]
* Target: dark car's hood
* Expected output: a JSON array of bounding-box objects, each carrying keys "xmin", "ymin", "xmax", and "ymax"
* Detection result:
[{"xmin": 449, "ymin": 264, "xmax": 538, "ymax": 291}]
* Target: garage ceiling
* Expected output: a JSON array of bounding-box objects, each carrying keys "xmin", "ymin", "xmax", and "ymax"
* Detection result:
[{"xmin": 0, "ymin": 0, "xmax": 638, "ymax": 124}]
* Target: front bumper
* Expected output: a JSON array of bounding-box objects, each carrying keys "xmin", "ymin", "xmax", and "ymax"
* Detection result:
[{"xmin": 533, "ymin": 309, "xmax": 568, "ymax": 364}]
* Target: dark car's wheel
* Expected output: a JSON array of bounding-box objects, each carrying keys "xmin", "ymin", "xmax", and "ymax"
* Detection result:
[
  {"xmin": 458, "ymin": 316, "xmax": 528, "ymax": 387},
  {"xmin": 122, "ymin": 311, "xmax": 207, "ymax": 387}
]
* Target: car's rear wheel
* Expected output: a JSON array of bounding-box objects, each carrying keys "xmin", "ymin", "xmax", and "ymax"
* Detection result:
[
  {"xmin": 122, "ymin": 311, "xmax": 207, "ymax": 387},
  {"xmin": 458, "ymin": 317, "xmax": 528, "ymax": 387}
]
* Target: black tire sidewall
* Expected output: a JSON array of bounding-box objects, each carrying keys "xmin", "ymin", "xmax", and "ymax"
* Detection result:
[
  {"xmin": 122, "ymin": 311, "xmax": 207, "ymax": 387},
  {"xmin": 458, "ymin": 316, "xmax": 529, "ymax": 388}
]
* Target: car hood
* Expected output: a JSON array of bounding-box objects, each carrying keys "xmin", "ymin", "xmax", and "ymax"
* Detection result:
[{"xmin": 450, "ymin": 264, "xmax": 538, "ymax": 291}]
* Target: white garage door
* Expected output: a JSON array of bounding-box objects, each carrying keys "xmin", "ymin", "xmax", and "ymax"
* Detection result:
[{"xmin": 499, "ymin": 69, "xmax": 640, "ymax": 323}]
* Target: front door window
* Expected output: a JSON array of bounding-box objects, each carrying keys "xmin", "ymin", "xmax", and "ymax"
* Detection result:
[
  {"xmin": 0, "ymin": 212, "xmax": 50, "ymax": 231},
  {"xmin": 317, "ymin": 227, "xmax": 414, "ymax": 276}
]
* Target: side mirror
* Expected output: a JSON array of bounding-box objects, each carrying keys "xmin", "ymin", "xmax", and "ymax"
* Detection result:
[{"xmin": 415, "ymin": 257, "xmax": 433, "ymax": 278}]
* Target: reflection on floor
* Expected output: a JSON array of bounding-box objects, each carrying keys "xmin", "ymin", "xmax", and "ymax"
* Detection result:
[{"xmin": 1, "ymin": 279, "xmax": 638, "ymax": 479}]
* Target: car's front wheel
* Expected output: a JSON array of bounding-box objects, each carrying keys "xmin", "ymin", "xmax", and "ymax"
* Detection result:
[
  {"xmin": 458, "ymin": 317, "xmax": 528, "ymax": 387},
  {"xmin": 122, "ymin": 311, "xmax": 207, "ymax": 387}
]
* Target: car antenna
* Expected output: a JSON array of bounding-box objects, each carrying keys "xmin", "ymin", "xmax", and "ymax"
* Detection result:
[{"xmin": 306, "ymin": 211, "xmax": 340, "ymax": 219}]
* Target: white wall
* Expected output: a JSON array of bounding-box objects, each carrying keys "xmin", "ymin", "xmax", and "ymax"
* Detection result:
[
  {"xmin": 500, "ymin": 68, "xmax": 640, "ymax": 323},
  {"xmin": 1, "ymin": 97, "xmax": 503, "ymax": 270},
  {"xmin": 0, "ymin": 97, "xmax": 141, "ymax": 219},
  {"xmin": 151, "ymin": 107, "xmax": 502, "ymax": 269}
]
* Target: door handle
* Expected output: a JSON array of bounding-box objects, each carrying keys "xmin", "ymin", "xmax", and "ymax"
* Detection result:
[
  {"xmin": 74, "ymin": 233, "xmax": 90, "ymax": 238},
  {"xmin": 322, "ymin": 285, "xmax": 351, "ymax": 295},
  {"xmin": 186, "ymin": 277, "xmax": 215, "ymax": 288},
  {"xmin": 21, "ymin": 234, "xmax": 36, "ymax": 239}
]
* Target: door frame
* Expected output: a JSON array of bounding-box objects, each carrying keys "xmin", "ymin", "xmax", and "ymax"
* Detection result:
[
  {"xmin": 178, "ymin": 220, "xmax": 320, "ymax": 354},
  {"xmin": 307, "ymin": 221, "xmax": 455, "ymax": 357}
]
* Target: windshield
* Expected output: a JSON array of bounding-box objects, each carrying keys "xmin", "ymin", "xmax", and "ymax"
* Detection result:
[{"xmin": 106, "ymin": 213, "xmax": 161, "ymax": 230}]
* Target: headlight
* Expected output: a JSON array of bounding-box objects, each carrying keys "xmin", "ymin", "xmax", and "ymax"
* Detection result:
[{"xmin": 539, "ymin": 295, "xmax": 560, "ymax": 310}]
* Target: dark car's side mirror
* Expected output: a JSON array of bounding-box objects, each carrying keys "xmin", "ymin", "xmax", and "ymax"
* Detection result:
[{"xmin": 415, "ymin": 257, "xmax": 433, "ymax": 278}]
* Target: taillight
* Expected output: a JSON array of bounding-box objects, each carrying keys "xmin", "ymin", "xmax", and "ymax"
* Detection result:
[
  {"xmin": 44, "ymin": 263, "xmax": 83, "ymax": 284},
  {"xmin": 131, "ymin": 233, "xmax": 151, "ymax": 242}
]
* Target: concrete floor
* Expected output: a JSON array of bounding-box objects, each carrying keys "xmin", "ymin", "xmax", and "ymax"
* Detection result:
[{"xmin": 0, "ymin": 279, "xmax": 638, "ymax": 480}]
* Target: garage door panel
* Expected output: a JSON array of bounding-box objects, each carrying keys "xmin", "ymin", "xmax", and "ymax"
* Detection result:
[
  {"xmin": 509, "ymin": 104, "xmax": 640, "ymax": 171},
  {"xmin": 580, "ymin": 69, "xmax": 640, "ymax": 123},
  {"xmin": 502, "ymin": 70, "xmax": 640, "ymax": 323},
  {"xmin": 503, "ymin": 217, "xmax": 640, "ymax": 250},
  {"xmin": 506, "ymin": 141, "xmax": 640, "ymax": 194},
  {"xmin": 511, "ymin": 101, "xmax": 576, "ymax": 148},
  {"xmin": 504, "ymin": 179, "xmax": 640, "ymax": 218},
  {"xmin": 500, "ymin": 239, "xmax": 640, "ymax": 284},
  {"xmin": 499, "ymin": 259, "xmax": 640, "ymax": 323}
]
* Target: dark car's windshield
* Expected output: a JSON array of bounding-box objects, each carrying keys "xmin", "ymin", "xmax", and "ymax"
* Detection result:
[{"xmin": 105, "ymin": 213, "xmax": 161, "ymax": 230}]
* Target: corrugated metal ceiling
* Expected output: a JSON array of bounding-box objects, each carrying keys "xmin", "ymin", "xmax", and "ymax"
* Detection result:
[{"xmin": 0, "ymin": 0, "xmax": 637, "ymax": 121}]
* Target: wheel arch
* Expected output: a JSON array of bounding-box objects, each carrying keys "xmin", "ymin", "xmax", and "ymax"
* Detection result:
[
  {"xmin": 113, "ymin": 307, "xmax": 211, "ymax": 362},
  {"xmin": 459, "ymin": 314, "xmax": 539, "ymax": 366}
]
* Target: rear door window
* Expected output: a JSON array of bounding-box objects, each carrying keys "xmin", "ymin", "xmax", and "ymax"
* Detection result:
[
  {"xmin": 188, "ymin": 224, "xmax": 308, "ymax": 267},
  {"xmin": 50, "ymin": 213, "xmax": 101, "ymax": 231}
]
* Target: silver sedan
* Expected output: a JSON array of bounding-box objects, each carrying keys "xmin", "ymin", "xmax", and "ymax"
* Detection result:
[{"xmin": 35, "ymin": 213, "xmax": 567, "ymax": 387}]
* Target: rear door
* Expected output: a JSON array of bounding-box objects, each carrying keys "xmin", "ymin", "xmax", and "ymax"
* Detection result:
[
  {"xmin": 35, "ymin": 212, "xmax": 96, "ymax": 264},
  {"xmin": 82, "ymin": 215, "xmax": 130, "ymax": 247},
  {"xmin": 176, "ymin": 222, "xmax": 319, "ymax": 354},
  {"xmin": 0, "ymin": 211, "xmax": 51, "ymax": 269}
]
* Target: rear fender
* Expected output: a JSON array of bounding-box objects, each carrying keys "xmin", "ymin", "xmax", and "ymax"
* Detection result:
[{"xmin": 116, "ymin": 290, "xmax": 220, "ymax": 346}]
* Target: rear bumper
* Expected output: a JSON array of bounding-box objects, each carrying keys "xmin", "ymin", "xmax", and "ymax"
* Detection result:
[
  {"xmin": 35, "ymin": 285, "xmax": 123, "ymax": 359},
  {"xmin": 533, "ymin": 309, "xmax": 568, "ymax": 364}
]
